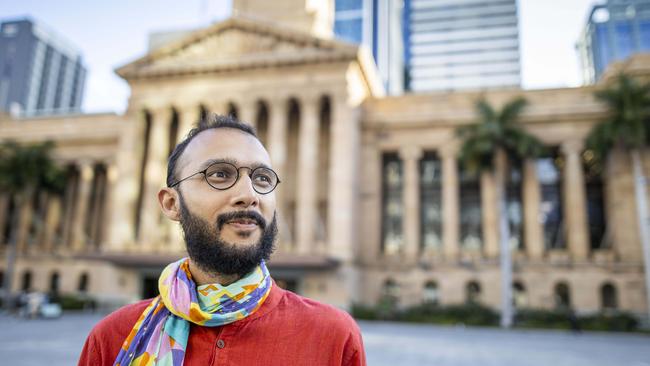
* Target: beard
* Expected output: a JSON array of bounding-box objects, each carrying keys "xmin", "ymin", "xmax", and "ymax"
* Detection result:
[{"xmin": 177, "ymin": 193, "xmax": 277, "ymax": 278}]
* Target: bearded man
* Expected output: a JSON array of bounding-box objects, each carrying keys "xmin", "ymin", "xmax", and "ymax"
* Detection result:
[{"xmin": 78, "ymin": 115, "xmax": 366, "ymax": 366}]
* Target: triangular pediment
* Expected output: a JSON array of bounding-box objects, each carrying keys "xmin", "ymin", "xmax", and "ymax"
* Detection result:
[{"xmin": 116, "ymin": 15, "xmax": 359, "ymax": 80}]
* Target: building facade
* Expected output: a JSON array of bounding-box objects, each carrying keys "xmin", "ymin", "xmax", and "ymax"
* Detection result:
[
  {"xmin": 577, "ymin": 0, "xmax": 650, "ymax": 84},
  {"xmin": 0, "ymin": 18, "xmax": 87, "ymax": 117},
  {"xmin": 404, "ymin": 0, "xmax": 521, "ymax": 92},
  {"xmin": 0, "ymin": 0, "xmax": 648, "ymax": 317}
]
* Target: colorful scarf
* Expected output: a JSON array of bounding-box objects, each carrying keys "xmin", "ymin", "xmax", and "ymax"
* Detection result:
[{"xmin": 114, "ymin": 258, "xmax": 272, "ymax": 366}]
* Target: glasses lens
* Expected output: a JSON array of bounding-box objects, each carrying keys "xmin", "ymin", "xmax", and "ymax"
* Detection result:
[
  {"xmin": 251, "ymin": 167, "xmax": 278, "ymax": 193},
  {"xmin": 205, "ymin": 162, "xmax": 238, "ymax": 189}
]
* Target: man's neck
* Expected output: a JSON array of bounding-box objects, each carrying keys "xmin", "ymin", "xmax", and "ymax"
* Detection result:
[{"xmin": 188, "ymin": 260, "xmax": 241, "ymax": 286}]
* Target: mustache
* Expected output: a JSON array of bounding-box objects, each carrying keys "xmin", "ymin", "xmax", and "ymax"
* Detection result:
[{"xmin": 217, "ymin": 211, "xmax": 266, "ymax": 230}]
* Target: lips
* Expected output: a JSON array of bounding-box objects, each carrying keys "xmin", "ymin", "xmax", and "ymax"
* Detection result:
[
  {"xmin": 227, "ymin": 219, "xmax": 258, "ymax": 225},
  {"xmin": 217, "ymin": 211, "xmax": 266, "ymax": 231}
]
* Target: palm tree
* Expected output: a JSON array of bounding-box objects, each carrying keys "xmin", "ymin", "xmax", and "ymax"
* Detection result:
[
  {"xmin": 457, "ymin": 97, "xmax": 544, "ymax": 328},
  {"xmin": 586, "ymin": 74, "xmax": 650, "ymax": 322},
  {"xmin": 0, "ymin": 140, "xmax": 64, "ymax": 312}
]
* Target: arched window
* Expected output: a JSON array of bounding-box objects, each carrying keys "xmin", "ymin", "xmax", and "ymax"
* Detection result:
[
  {"xmin": 513, "ymin": 281, "xmax": 527, "ymax": 308},
  {"xmin": 227, "ymin": 102, "xmax": 238, "ymax": 119},
  {"xmin": 601, "ymin": 282, "xmax": 618, "ymax": 310},
  {"xmin": 554, "ymin": 282, "xmax": 571, "ymax": 309},
  {"xmin": 423, "ymin": 281, "xmax": 439, "ymax": 304},
  {"xmin": 78, "ymin": 272, "xmax": 89, "ymax": 293},
  {"xmin": 21, "ymin": 270, "xmax": 32, "ymax": 292},
  {"xmin": 255, "ymin": 100, "xmax": 269, "ymax": 146},
  {"xmin": 380, "ymin": 278, "xmax": 400, "ymax": 308},
  {"xmin": 466, "ymin": 281, "xmax": 481, "ymax": 304},
  {"xmin": 49, "ymin": 271, "xmax": 60, "ymax": 294}
]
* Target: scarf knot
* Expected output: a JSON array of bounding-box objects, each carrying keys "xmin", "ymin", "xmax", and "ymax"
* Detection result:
[{"xmin": 114, "ymin": 258, "xmax": 272, "ymax": 366}]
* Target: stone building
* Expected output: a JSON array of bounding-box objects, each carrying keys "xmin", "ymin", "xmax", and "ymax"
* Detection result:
[{"xmin": 0, "ymin": 0, "xmax": 648, "ymax": 316}]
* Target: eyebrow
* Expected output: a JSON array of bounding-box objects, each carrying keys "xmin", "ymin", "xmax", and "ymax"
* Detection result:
[{"xmin": 198, "ymin": 158, "xmax": 272, "ymax": 171}]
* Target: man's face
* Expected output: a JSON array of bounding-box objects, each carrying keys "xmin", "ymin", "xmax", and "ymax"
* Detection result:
[{"xmin": 173, "ymin": 128, "xmax": 278, "ymax": 276}]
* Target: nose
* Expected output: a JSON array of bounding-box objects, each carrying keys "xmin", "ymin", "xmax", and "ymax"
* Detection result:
[{"xmin": 229, "ymin": 171, "xmax": 259, "ymax": 208}]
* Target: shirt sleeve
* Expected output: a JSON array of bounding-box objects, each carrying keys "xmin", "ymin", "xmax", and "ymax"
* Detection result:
[
  {"xmin": 342, "ymin": 327, "xmax": 367, "ymax": 366},
  {"xmin": 77, "ymin": 332, "xmax": 104, "ymax": 366}
]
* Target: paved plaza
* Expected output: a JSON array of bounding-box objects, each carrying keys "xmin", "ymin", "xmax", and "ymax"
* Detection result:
[{"xmin": 0, "ymin": 313, "xmax": 649, "ymax": 365}]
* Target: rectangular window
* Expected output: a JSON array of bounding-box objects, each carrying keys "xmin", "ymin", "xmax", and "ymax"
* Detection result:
[
  {"xmin": 420, "ymin": 152, "xmax": 443, "ymax": 251},
  {"xmin": 614, "ymin": 21, "xmax": 634, "ymax": 60},
  {"xmin": 506, "ymin": 161, "xmax": 524, "ymax": 250},
  {"xmin": 640, "ymin": 20, "xmax": 650, "ymax": 50},
  {"xmin": 335, "ymin": 0, "xmax": 363, "ymax": 12},
  {"xmin": 382, "ymin": 153, "xmax": 403, "ymax": 255},
  {"xmin": 459, "ymin": 162, "xmax": 482, "ymax": 250},
  {"xmin": 334, "ymin": 18, "xmax": 363, "ymax": 44},
  {"xmin": 583, "ymin": 151, "xmax": 607, "ymax": 249},
  {"xmin": 537, "ymin": 149, "xmax": 565, "ymax": 249}
]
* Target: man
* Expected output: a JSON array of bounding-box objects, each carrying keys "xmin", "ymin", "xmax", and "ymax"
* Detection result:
[{"xmin": 78, "ymin": 114, "xmax": 366, "ymax": 365}]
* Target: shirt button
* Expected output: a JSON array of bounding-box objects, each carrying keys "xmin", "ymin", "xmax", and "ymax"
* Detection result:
[{"xmin": 217, "ymin": 339, "xmax": 225, "ymax": 349}]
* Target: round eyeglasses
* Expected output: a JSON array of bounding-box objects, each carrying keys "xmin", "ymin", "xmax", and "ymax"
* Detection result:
[{"xmin": 169, "ymin": 161, "xmax": 280, "ymax": 194}]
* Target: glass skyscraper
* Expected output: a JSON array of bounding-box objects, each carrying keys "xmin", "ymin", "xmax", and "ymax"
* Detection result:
[
  {"xmin": 335, "ymin": 0, "xmax": 522, "ymax": 93},
  {"xmin": 577, "ymin": 0, "xmax": 650, "ymax": 84},
  {"xmin": 404, "ymin": 0, "xmax": 521, "ymax": 92},
  {"xmin": 0, "ymin": 18, "xmax": 86, "ymax": 116},
  {"xmin": 334, "ymin": 0, "xmax": 405, "ymax": 95}
]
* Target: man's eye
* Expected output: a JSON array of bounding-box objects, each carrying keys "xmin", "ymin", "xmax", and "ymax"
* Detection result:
[
  {"xmin": 209, "ymin": 171, "xmax": 229, "ymax": 179},
  {"xmin": 254, "ymin": 175, "xmax": 271, "ymax": 184}
]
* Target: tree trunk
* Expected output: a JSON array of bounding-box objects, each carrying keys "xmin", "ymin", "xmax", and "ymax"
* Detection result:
[
  {"xmin": 631, "ymin": 149, "xmax": 650, "ymax": 323},
  {"xmin": 2, "ymin": 194, "xmax": 24, "ymax": 312},
  {"xmin": 495, "ymin": 148, "xmax": 514, "ymax": 328}
]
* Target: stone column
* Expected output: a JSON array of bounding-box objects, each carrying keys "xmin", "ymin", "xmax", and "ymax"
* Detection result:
[
  {"xmin": 267, "ymin": 97, "xmax": 289, "ymax": 206},
  {"xmin": 42, "ymin": 195, "xmax": 62, "ymax": 252},
  {"xmin": 208, "ymin": 101, "xmax": 227, "ymax": 117},
  {"xmin": 399, "ymin": 146, "xmax": 423, "ymax": 262},
  {"xmin": 15, "ymin": 196, "xmax": 32, "ymax": 254},
  {"xmin": 296, "ymin": 94, "xmax": 320, "ymax": 254},
  {"xmin": 71, "ymin": 162, "xmax": 94, "ymax": 252},
  {"xmin": 561, "ymin": 140, "xmax": 590, "ymax": 261},
  {"xmin": 481, "ymin": 170, "xmax": 499, "ymax": 259},
  {"xmin": 327, "ymin": 96, "xmax": 359, "ymax": 262},
  {"xmin": 238, "ymin": 99, "xmax": 258, "ymax": 130},
  {"xmin": 267, "ymin": 96, "xmax": 290, "ymax": 249},
  {"xmin": 141, "ymin": 108, "xmax": 172, "ymax": 251},
  {"xmin": 523, "ymin": 158, "xmax": 544, "ymax": 260},
  {"xmin": 177, "ymin": 106, "xmax": 201, "ymax": 144},
  {"xmin": 440, "ymin": 145, "xmax": 459, "ymax": 261}
]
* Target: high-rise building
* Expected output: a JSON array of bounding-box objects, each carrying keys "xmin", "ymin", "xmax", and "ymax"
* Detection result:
[
  {"xmin": 404, "ymin": 0, "xmax": 521, "ymax": 92},
  {"xmin": 0, "ymin": 18, "xmax": 87, "ymax": 116},
  {"xmin": 334, "ymin": 0, "xmax": 405, "ymax": 95},
  {"xmin": 577, "ymin": 0, "xmax": 650, "ymax": 84}
]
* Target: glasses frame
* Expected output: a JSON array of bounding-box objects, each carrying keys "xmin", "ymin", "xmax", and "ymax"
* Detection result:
[{"xmin": 169, "ymin": 161, "xmax": 281, "ymax": 195}]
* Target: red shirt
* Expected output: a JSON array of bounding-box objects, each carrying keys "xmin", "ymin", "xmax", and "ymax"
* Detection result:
[{"xmin": 78, "ymin": 282, "xmax": 366, "ymax": 366}]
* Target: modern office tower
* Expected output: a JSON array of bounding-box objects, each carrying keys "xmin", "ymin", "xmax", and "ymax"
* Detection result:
[
  {"xmin": 577, "ymin": 0, "xmax": 650, "ymax": 84},
  {"xmin": 334, "ymin": 0, "xmax": 405, "ymax": 95},
  {"xmin": 404, "ymin": 0, "xmax": 522, "ymax": 92},
  {"xmin": 0, "ymin": 18, "xmax": 87, "ymax": 116}
]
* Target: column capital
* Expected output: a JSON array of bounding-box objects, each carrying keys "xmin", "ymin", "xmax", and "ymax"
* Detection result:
[
  {"xmin": 561, "ymin": 139, "xmax": 585, "ymax": 155},
  {"xmin": 398, "ymin": 146, "xmax": 423, "ymax": 161},
  {"xmin": 438, "ymin": 143, "xmax": 459, "ymax": 159}
]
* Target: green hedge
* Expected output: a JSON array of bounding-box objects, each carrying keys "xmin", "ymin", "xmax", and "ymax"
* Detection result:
[
  {"xmin": 353, "ymin": 302, "xmax": 641, "ymax": 332},
  {"xmin": 56, "ymin": 294, "xmax": 97, "ymax": 311}
]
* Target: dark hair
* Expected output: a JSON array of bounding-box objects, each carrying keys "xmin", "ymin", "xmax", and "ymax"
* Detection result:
[{"xmin": 166, "ymin": 113, "xmax": 258, "ymax": 187}]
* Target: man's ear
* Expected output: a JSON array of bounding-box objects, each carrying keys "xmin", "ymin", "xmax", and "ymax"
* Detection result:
[{"xmin": 159, "ymin": 187, "xmax": 181, "ymax": 221}]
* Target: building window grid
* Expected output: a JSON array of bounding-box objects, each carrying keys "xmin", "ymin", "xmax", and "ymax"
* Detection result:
[
  {"xmin": 537, "ymin": 150, "xmax": 565, "ymax": 250},
  {"xmin": 381, "ymin": 153, "xmax": 404, "ymax": 255},
  {"xmin": 459, "ymin": 162, "xmax": 482, "ymax": 250},
  {"xmin": 420, "ymin": 152, "xmax": 443, "ymax": 251},
  {"xmin": 506, "ymin": 162, "xmax": 524, "ymax": 250}
]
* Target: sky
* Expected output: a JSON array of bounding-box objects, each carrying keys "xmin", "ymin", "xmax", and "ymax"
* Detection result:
[{"xmin": 0, "ymin": 0, "xmax": 601, "ymax": 114}]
